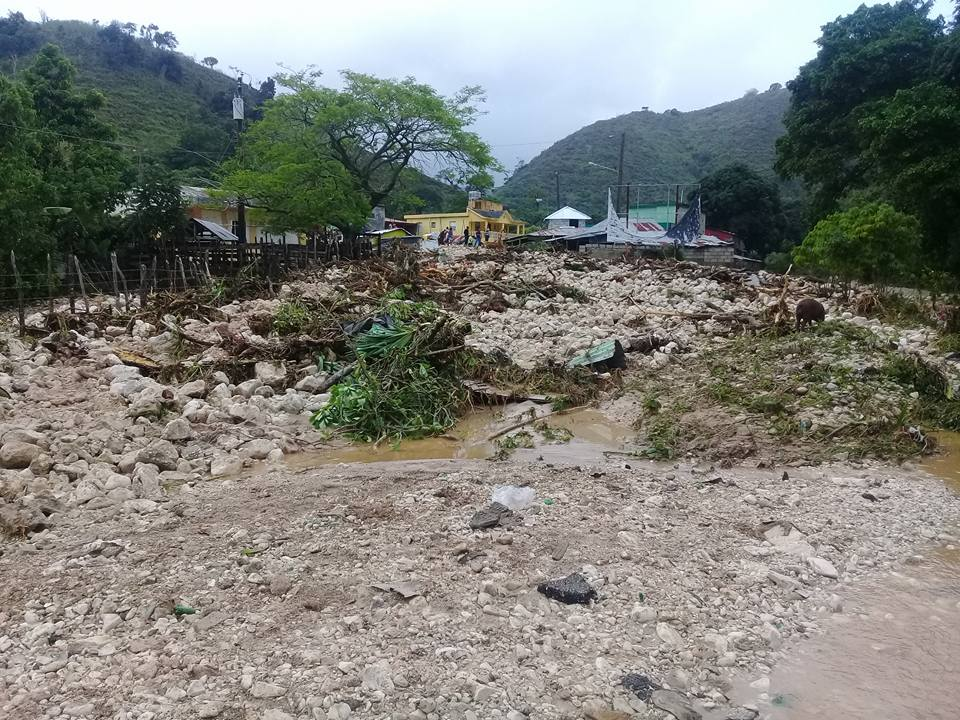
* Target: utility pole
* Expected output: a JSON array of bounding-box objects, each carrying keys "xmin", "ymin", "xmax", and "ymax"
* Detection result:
[
  {"xmin": 232, "ymin": 74, "xmax": 247, "ymax": 244},
  {"xmin": 555, "ymin": 172, "xmax": 560, "ymax": 211},
  {"xmin": 615, "ymin": 132, "xmax": 626, "ymax": 220}
]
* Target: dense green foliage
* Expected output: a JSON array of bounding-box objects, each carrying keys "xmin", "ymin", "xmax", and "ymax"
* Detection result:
[
  {"xmin": 498, "ymin": 86, "xmax": 792, "ymax": 222},
  {"xmin": 0, "ymin": 12, "xmax": 269, "ymax": 182},
  {"xmin": 792, "ymin": 202, "xmax": 921, "ymax": 287},
  {"xmin": 777, "ymin": 0, "xmax": 960, "ymax": 279},
  {"xmin": 220, "ymin": 69, "xmax": 498, "ymax": 234},
  {"xmin": 699, "ymin": 163, "xmax": 800, "ymax": 257},
  {"xmin": 0, "ymin": 44, "xmax": 130, "ymax": 271}
]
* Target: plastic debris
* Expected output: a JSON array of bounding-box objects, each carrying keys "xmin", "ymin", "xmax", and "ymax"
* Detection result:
[{"xmin": 491, "ymin": 485, "xmax": 537, "ymax": 510}]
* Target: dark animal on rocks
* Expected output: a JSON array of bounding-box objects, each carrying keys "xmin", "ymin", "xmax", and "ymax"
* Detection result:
[{"xmin": 795, "ymin": 298, "xmax": 825, "ymax": 330}]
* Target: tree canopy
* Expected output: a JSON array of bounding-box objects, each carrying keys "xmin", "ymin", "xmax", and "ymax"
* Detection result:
[
  {"xmin": 776, "ymin": 0, "xmax": 960, "ymax": 276},
  {"xmin": 792, "ymin": 201, "xmax": 921, "ymax": 287},
  {"xmin": 699, "ymin": 164, "xmax": 787, "ymax": 258},
  {"xmin": 220, "ymin": 69, "xmax": 498, "ymax": 234},
  {"xmin": 0, "ymin": 45, "xmax": 129, "ymax": 269}
]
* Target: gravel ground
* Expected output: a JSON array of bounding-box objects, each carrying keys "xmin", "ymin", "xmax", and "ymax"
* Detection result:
[{"xmin": 2, "ymin": 454, "xmax": 958, "ymax": 720}]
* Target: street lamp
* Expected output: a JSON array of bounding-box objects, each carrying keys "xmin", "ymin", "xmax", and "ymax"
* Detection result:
[{"xmin": 587, "ymin": 161, "xmax": 618, "ymax": 173}]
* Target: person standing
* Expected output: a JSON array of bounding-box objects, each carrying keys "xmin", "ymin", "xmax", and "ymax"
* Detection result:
[
  {"xmin": 474, "ymin": 229, "xmax": 482, "ymax": 247},
  {"xmin": 438, "ymin": 228, "xmax": 447, "ymax": 245},
  {"xmin": 484, "ymin": 227, "xmax": 491, "ymax": 244}
]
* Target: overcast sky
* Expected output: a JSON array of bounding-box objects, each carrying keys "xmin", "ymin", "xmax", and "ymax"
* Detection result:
[{"xmin": 8, "ymin": 0, "xmax": 955, "ymax": 172}]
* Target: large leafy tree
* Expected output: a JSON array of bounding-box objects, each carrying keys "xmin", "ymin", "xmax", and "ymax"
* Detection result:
[
  {"xmin": 0, "ymin": 45, "xmax": 129, "ymax": 269},
  {"xmin": 776, "ymin": 1, "xmax": 945, "ymax": 217},
  {"xmin": 0, "ymin": 75, "xmax": 45, "ymax": 262},
  {"xmin": 776, "ymin": 0, "xmax": 960, "ymax": 276},
  {"xmin": 699, "ymin": 164, "xmax": 787, "ymax": 257},
  {"xmin": 221, "ymin": 69, "xmax": 497, "ymax": 234},
  {"xmin": 23, "ymin": 45, "xmax": 130, "ymax": 229}
]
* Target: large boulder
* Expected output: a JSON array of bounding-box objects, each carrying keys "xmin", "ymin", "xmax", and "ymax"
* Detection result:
[
  {"xmin": 0, "ymin": 441, "xmax": 41, "ymax": 469},
  {"xmin": 135, "ymin": 440, "xmax": 180, "ymax": 471},
  {"xmin": 1, "ymin": 429, "xmax": 44, "ymax": 447}
]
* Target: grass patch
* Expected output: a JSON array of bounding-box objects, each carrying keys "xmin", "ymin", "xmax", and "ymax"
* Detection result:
[{"xmin": 273, "ymin": 300, "xmax": 312, "ymax": 336}]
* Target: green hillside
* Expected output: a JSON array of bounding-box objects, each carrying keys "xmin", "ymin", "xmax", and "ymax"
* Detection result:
[
  {"xmin": 0, "ymin": 13, "xmax": 465, "ymax": 212},
  {"xmin": 498, "ymin": 85, "xmax": 792, "ymax": 223},
  {"xmin": 0, "ymin": 14, "xmax": 267, "ymax": 181}
]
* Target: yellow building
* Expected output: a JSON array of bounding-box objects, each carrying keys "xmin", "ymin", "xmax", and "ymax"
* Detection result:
[{"xmin": 404, "ymin": 198, "xmax": 525, "ymax": 239}]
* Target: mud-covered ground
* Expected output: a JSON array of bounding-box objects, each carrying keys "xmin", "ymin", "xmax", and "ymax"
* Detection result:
[{"xmin": 1, "ymin": 454, "xmax": 958, "ymax": 720}]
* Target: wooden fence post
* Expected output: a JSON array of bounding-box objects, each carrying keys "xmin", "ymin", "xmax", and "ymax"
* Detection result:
[
  {"xmin": 67, "ymin": 253, "xmax": 76, "ymax": 314},
  {"xmin": 117, "ymin": 264, "xmax": 131, "ymax": 312},
  {"xmin": 139, "ymin": 264, "xmax": 148, "ymax": 310},
  {"xmin": 46, "ymin": 253, "xmax": 54, "ymax": 320},
  {"xmin": 110, "ymin": 252, "xmax": 120, "ymax": 303},
  {"xmin": 151, "ymin": 256, "xmax": 158, "ymax": 294},
  {"xmin": 176, "ymin": 256, "xmax": 188, "ymax": 290},
  {"xmin": 10, "ymin": 251, "xmax": 24, "ymax": 337},
  {"xmin": 73, "ymin": 255, "xmax": 89, "ymax": 313}
]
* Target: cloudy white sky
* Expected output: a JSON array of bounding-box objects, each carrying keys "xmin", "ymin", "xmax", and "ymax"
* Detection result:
[{"xmin": 8, "ymin": 0, "xmax": 955, "ymax": 171}]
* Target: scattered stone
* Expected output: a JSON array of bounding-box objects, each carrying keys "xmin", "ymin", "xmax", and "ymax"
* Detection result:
[
  {"xmin": 210, "ymin": 454, "xmax": 242, "ymax": 477},
  {"xmin": 0, "ymin": 440, "xmax": 41, "ymax": 469},
  {"xmin": 162, "ymin": 417, "xmax": 194, "ymax": 441},
  {"xmin": 255, "ymin": 361, "xmax": 287, "ymax": 388},
  {"xmin": 469, "ymin": 501, "xmax": 512, "ymax": 529},
  {"xmin": 583, "ymin": 701, "xmax": 631, "ymax": 720},
  {"xmin": 250, "ymin": 681, "xmax": 286, "ymax": 698},
  {"xmin": 537, "ymin": 573, "xmax": 597, "ymax": 605},
  {"xmin": 135, "ymin": 439, "xmax": 180, "ymax": 471},
  {"xmin": 807, "ymin": 556, "xmax": 839, "ymax": 579},
  {"xmin": 197, "ymin": 703, "xmax": 226, "ymax": 719},
  {"xmin": 180, "ymin": 379, "xmax": 208, "ymax": 398},
  {"xmin": 242, "ymin": 438, "xmax": 275, "ymax": 460},
  {"xmin": 724, "ymin": 709, "xmax": 759, "ymax": 720},
  {"xmin": 656, "ymin": 622, "xmax": 684, "ymax": 647},
  {"xmin": 651, "ymin": 689, "xmax": 702, "ymax": 720}
]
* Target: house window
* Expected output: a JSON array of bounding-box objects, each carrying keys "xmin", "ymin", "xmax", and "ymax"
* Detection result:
[
  {"xmin": 231, "ymin": 220, "xmax": 240, "ymax": 237},
  {"xmin": 430, "ymin": 221, "xmax": 437, "ymax": 228},
  {"xmin": 473, "ymin": 200, "xmax": 482, "ymax": 209}
]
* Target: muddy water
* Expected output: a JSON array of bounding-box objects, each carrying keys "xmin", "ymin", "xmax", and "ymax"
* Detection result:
[
  {"xmin": 285, "ymin": 405, "xmax": 634, "ymax": 467},
  {"xmin": 726, "ymin": 436, "xmax": 960, "ymax": 720}
]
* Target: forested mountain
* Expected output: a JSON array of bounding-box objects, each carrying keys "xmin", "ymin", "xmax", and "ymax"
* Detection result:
[{"xmin": 497, "ymin": 85, "xmax": 792, "ymax": 222}]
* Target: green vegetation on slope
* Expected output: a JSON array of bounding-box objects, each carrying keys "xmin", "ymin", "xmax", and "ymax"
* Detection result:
[
  {"xmin": 0, "ymin": 13, "xmax": 467, "ymax": 213},
  {"xmin": 498, "ymin": 86, "xmax": 791, "ymax": 223}
]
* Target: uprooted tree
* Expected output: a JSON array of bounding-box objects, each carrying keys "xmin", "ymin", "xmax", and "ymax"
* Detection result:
[{"xmin": 219, "ymin": 69, "xmax": 499, "ymax": 237}]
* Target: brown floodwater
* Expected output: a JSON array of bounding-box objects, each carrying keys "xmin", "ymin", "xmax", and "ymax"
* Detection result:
[
  {"xmin": 284, "ymin": 404, "xmax": 635, "ymax": 468},
  {"xmin": 723, "ymin": 433, "xmax": 960, "ymax": 720}
]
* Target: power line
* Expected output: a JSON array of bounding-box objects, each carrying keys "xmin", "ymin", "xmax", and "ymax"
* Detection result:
[{"xmin": 0, "ymin": 120, "xmax": 230, "ymax": 167}]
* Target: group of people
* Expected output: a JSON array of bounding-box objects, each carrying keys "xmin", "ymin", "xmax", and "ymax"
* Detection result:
[{"xmin": 437, "ymin": 226, "xmax": 503, "ymax": 248}]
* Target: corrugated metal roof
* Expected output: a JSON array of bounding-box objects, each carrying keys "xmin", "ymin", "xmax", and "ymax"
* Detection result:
[
  {"xmin": 545, "ymin": 205, "xmax": 591, "ymax": 221},
  {"xmin": 192, "ymin": 218, "xmax": 238, "ymax": 242},
  {"xmin": 473, "ymin": 209, "xmax": 505, "ymax": 219}
]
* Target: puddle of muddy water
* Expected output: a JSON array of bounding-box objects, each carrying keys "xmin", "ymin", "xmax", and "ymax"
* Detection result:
[
  {"xmin": 922, "ymin": 430, "xmax": 960, "ymax": 494},
  {"xmin": 726, "ymin": 549, "xmax": 960, "ymax": 720},
  {"xmin": 285, "ymin": 405, "xmax": 635, "ymax": 468},
  {"xmin": 720, "ymin": 433, "xmax": 960, "ymax": 720}
]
